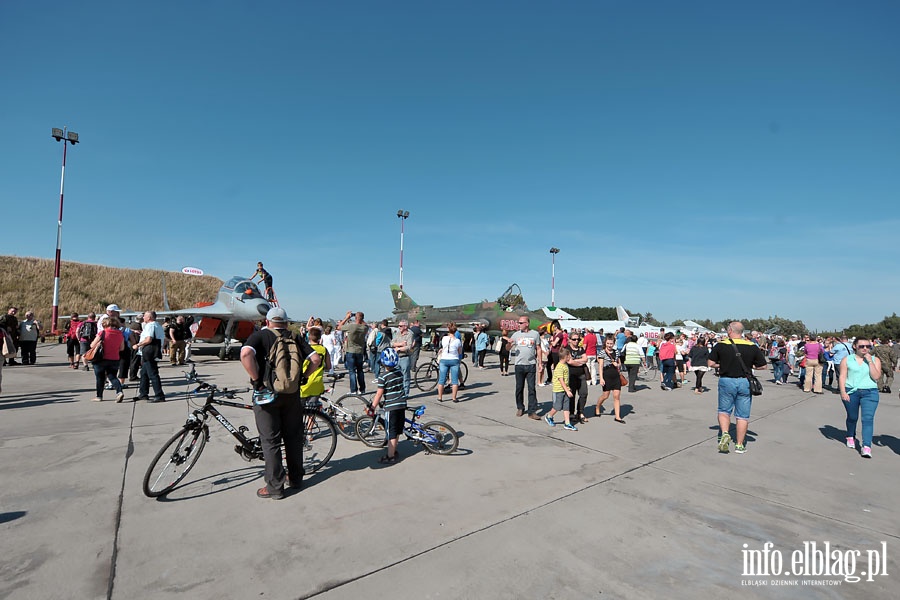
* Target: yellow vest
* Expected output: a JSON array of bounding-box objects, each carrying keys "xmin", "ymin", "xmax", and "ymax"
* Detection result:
[{"xmin": 300, "ymin": 343, "xmax": 327, "ymax": 397}]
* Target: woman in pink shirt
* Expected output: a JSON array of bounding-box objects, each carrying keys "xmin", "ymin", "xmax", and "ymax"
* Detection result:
[
  {"xmin": 89, "ymin": 316, "xmax": 126, "ymax": 402},
  {"xmin": 801, "ymin": 336, "xmax": 824, "ymax": 394}
]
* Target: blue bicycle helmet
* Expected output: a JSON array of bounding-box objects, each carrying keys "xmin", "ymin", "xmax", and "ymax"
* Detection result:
[{"xmin": 380, "ymin": 347, "xmax": 399, "ymax": 368}]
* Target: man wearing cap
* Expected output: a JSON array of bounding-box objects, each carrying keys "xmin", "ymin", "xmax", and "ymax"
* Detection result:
[
  {"xmin": 133, "ymin": 311, "xmax": 166, "ymax": 402},
  {"xmin": 240, "ymin": 307, "xmax": 321, "ymax": 500}
]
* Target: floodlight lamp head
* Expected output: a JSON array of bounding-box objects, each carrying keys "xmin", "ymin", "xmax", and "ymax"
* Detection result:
[
  {"xmin": 66, "ymin": 131, "xmax": 79, "ymax": 144},
  {"xmin": 52, "ymin": 128, "xmax": 64, "ymax": 141},
  {"xmin": 402, "ymin": 211, "xmax": 409, "ymax": 218}
]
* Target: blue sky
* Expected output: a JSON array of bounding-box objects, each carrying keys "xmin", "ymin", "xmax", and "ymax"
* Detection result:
[{"xmin": 2, "ymin": 1, "xmax": 898, "ymax": 331}]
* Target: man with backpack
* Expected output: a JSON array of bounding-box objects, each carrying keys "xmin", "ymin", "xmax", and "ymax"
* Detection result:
[
  {"xmin": 240, "ymin": 307, "xmax": 321, "ymax": 500},
  {"xmin": 77, "ymin": 313, "xmax": 98, "ymax": 371}
]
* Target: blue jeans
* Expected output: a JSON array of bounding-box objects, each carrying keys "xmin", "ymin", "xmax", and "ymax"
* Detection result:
[
  {"xmin": 438, "ymin": 359, "xmax": 460, "ymax": 386},
  {"xmin": 661, "ymin": 359, "xmax": 676, "ymax": 388},
  {"xmin": 514, "ymin": 364, "xmax": 538, "ymax": 414},
  {"xmin": 771, "ymin": 360, "xmax": 784, "ymax": 382},
  {"xmin": 717, "ymin": 376, "xmax": 751, "ymax": 420},
  {"xmin": 398, "ymin": 355, "xmax": 411, "ymax": 397},
  {"xmin": 93, "ymin": 359, "xmax": 123, "ymax": 398},
  {"xmin": 345, "ymin": 352, "xmax": 366, "ymax": 394},
  {"xmin": 844, "ymin": 388, "xmax": 880, "ymax": 447}
]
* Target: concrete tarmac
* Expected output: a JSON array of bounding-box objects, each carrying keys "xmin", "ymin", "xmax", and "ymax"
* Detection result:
[{"xmin": 1, "ymin": 344, "xmax": 897, "ymax": 599}]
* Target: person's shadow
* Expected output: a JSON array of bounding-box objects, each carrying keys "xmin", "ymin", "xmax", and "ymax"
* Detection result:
[
  {"xmin": 708, "ymin": 424, "xmax": 758, "ymax": 444},
  {"xmin": 874, "ymin": 434, "xmax": 900, "ymax": 455}
]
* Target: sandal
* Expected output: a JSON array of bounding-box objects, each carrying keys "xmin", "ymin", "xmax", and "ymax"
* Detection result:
[
  {"xmin": 614, "ymin": 417, "xmax": 626, "ymax": 424},
  {"xmin": 580, "ymin": 416, "xmax": 589, "ymax": 424},
  {"xmin": 378, "ymin": 454, "xmax": 399, "ymax": 464}
]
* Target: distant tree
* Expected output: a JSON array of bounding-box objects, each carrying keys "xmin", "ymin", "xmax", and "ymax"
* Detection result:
[
  {"xmin": 844, "ymin": 313, "xmax": 900, "ymax": 341},
  {"xmin": 641, "ymin": 312, "xmax": 666, "ymax": 327},
  {"xmin": 670, "ymin": 319, "xmax": 685, "ymax": 326}
]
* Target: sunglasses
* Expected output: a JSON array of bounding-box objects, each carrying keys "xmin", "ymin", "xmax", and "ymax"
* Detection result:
[
  {"xmin": 857, "ymin": 344, "xmax": 873, "ymax": 349},
  {"xmin": 569, "ymin": 338, "xmax": 580, "ymax": 342}
]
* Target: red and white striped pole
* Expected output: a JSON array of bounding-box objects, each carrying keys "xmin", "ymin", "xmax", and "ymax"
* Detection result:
[{"xmin": 51, "ymin": 127, "xmax": 79, "ymax": 335}]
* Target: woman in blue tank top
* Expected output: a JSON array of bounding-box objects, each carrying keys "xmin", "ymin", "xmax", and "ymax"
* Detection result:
[{"xmin": 838, "ymin": 337, "xmax": 882, "ymax": 458}]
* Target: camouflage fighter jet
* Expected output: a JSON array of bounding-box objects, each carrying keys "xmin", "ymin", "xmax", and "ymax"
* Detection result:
[{"xmin": 390, "ymin": 283, "xmax": 548, "ymax": 334}]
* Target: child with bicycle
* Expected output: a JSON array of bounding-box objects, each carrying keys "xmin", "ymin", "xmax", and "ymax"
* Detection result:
[
  {"xmin": 371, "ymin": 348, "xmax": 406, "ymax": 464},
  {"xmin": 544, "ymin": 347, "xmax": 577, "ymax": 431}
]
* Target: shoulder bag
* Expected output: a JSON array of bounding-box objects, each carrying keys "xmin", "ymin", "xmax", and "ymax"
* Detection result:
[
  {"xmin": 729, "ymin": 339, "xmax": 763, "ymax": 396},
  {"xmin": 85, "ymin": 332, "xmax": 105, "ymax": 363}
]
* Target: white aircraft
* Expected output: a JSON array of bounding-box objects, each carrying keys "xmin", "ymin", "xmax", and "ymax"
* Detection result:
[{"xmin": 540, "ymin": 306, "xmax": 712, "ymax": 340}]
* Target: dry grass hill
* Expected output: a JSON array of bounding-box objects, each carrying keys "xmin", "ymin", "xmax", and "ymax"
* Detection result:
[{"xmin": 1, "ymin": 256, "xmax": 222, "ymax": 331}]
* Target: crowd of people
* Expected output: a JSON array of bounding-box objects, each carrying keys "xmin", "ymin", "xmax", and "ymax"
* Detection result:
[{"xmin": 3, "ymin": 304, "xmax": 895, "ymax": 500}]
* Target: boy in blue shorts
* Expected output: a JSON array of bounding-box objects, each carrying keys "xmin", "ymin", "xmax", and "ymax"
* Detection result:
[
  {"xmin": 544, "ymin": 347, "xmax": 577, "ymax": 431},
  {"xmin": 371, "ymin": 348, "xmax": 406, "ymax": 463}
]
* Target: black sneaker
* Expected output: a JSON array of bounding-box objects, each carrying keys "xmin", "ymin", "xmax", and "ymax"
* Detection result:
[{"xmin": 148, "ymin": 397, "xmax": 166, "ymax": 403}]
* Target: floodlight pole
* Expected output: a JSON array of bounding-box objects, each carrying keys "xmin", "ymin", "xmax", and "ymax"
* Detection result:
[
  {"xmin": 50, "ymin": 126, "xmax": 79, "ymax": 335},
  {"xmin": 549, "ymin": 247, "xmax": 560, "ymax": 307},
  {"xmin": 397, "ymin": 209, "xmax": 409, "ymax": 290}
]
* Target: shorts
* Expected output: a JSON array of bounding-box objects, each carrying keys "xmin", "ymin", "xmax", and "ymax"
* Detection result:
[
  {"xmin": 79, "ymin": 341, "xmax": 91, "ymax": 355},
  {"xmin": 717, "ymin": 377, "xmax": 752, "ymax": 420},
  {"xmin": 438, "ymin": 359, "xmax": 460, "ymax": 386},
  {"xmin": 601, "ymin": 365, "xmax": 621, "ymax": 391},
  {"xmin": 386, "ymin": 408, "xmax": 405, "ymax": 440},
  {"xmin": 552, "ymin": 390, "xmax": 568, "ymax": 411},
  {"xmin": 67, "ymin": 338, "xmax": 79, "ymax": 357}
]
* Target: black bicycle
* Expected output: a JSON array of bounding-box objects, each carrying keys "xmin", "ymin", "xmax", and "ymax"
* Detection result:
[
  {"xmin": 414, "ymin": 351, "xmax": 469, "ymax": 392},
  {"xmin": 142, "ymin": 370, "xmax": 337, "ymax": 498}
]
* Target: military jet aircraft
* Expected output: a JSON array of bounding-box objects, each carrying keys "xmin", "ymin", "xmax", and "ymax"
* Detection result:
[
  {"xmin": 112, "ymin": 276, "xmax": 272, "ymax": 359},
  {"xmin": 390, "ymin": 283, "xmax": 549, "ymax": 334},
  {"xmin": 176, "ymin": 276, "xmax": 273, "ymax": 358}
]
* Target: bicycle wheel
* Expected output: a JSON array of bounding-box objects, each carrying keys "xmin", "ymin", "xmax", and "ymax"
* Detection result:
[
  {"xmin": 143, "ymin": 425, "xmax": 207, "ymax": 497},
  {"xmin": 414, "ymin": 362, "xmax": 438, "ymax": 392},
  {"xmin": 331, "ymin": 393, "xmax": 371, "ymax": 440},
  {"xmin": 301, "ymin": 410, "xmax": 337, "ymax": 474},
  {"xmin": 458, "ymin": 361, "xmax": 468, "ymax": 384},
  {"xmin": 355, "ymin": 416, "xmax": 387, "ymax": 447},
  {"xmin": 420, "ymin": 420, "xmax": 459, "ymax": 455},
  {"xmin": 637, "ymin": 364, "xmax": 651, "ymax": 381}
]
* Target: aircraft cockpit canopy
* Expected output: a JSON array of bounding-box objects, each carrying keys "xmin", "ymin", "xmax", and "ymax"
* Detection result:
[{"xmin": 224, "ymin": 276, "xmax": 265, "ymax": 299}]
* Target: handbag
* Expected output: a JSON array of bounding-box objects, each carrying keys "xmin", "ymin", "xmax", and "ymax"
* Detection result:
[
  {"xmin": 1, "ymin": 330, "xmax": 16, "ymax": 359},
  {"xmin": 619, "ymin": 372, "xmax": 628, "ymax": 387},
  {"xmin": 85, "ymin": 332, "xmax": 105, "ymax": 363},
  {"xmin": 728, "ymin": 339, "xmax": 763, "ymax": 396}
]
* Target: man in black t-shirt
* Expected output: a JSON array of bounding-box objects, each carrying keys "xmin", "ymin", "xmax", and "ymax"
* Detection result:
[
  {"xmin": 708, "ymin": 321, "xmax": 767, "ymax": 455},
  {"xmin": 240, "ymin": 307, "xmax": 320, "ymax": 500}
]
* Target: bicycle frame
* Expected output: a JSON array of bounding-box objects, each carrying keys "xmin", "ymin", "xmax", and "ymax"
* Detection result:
[
  {"xmin": 186, "ymin": 383, "xmax": 262, "ymax": 458},
  {"xmin": 369, "ymin": 406, "xmax": 441, "ymax": 445}
]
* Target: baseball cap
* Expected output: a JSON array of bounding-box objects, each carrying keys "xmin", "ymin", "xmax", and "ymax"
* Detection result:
[
  {"xmin": 266, "ymin": 307, "xmax": 288, "ymax": 322},
  {"xmin": 107, "ymin": 304, "xmax": 121, "ymax": 312}
]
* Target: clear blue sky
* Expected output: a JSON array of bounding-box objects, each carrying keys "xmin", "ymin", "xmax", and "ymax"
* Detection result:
[{"xmin": 3, "ymin": 1, "xmax": 898, "ymax": 331}]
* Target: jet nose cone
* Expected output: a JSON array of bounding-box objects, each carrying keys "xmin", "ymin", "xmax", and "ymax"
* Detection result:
[{"xmin": 257, "ymin": 303, "xmax": 271, "ymax": 317}]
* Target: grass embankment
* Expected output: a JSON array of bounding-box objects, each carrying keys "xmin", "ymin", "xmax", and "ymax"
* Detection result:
[{"xmin": 0, "ymin": 256, "xmax": 222, "ymax": 331}]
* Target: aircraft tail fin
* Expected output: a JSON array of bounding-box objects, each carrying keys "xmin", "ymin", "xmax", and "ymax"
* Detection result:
[
  {"xmin": 615, "ymin": 306, "xmax": 629, "ymax": 321},
  {"xmin": 390, "ymin": 285, "xmax": 418, "ymax": 312}
]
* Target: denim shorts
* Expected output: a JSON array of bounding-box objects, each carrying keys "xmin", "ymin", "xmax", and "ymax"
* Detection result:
[
  {"xmin": 438, "ymin": 359, "xmax": 460, "ymax": 386},
  {"xmin": 552, "ymin": 390, "xmax": 568, "ymax": 411},
  {"xmin": 717, "ymin": 377, "xmax": 752, "ymax": 420}
]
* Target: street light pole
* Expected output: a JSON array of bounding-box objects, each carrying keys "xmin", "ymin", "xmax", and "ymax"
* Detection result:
[
  {"xmin": 549, "ymin": 247, "xmax": 560, "ymax": 307},
  {"xmin": 397, "ymin": 209, "xmax": 409, "ymax": 289},
  {"xmin": 50, "ymin": 126, "xmax": 79, "ymax": 335}
]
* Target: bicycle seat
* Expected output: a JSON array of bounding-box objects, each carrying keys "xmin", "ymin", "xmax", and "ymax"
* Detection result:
[{"xmin": 406, "ymin": 405, "xmax": 426, "ymax": 417}]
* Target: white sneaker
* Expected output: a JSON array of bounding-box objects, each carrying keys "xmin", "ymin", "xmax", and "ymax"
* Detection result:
[{"xmin": 846, "ymin": 437, "xmax": 855, "ymax": 449}]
